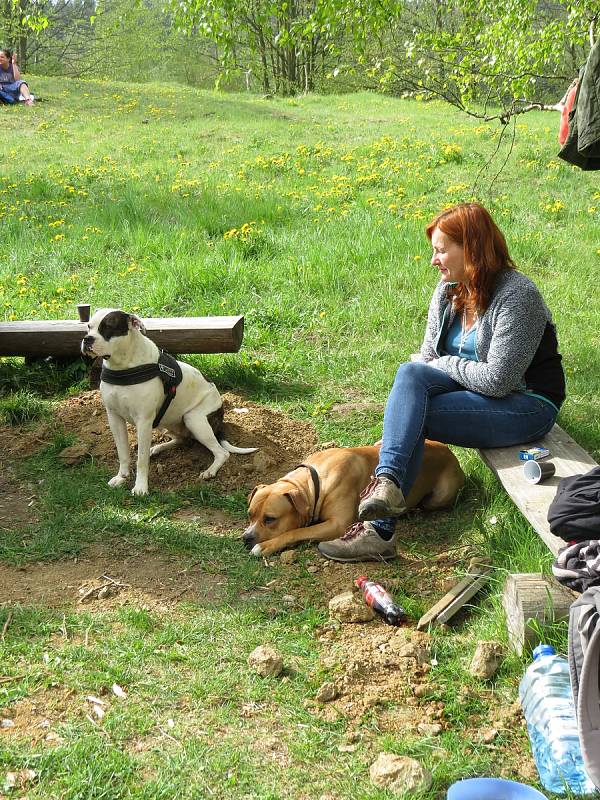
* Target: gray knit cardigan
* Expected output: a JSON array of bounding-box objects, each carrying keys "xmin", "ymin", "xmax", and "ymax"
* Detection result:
[{"xmin": 418, "ymin": 269, "xmax": 556, "ymax": 398}]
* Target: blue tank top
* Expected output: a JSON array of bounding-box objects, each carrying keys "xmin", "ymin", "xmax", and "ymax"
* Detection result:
[{"xmin": 443, "ymin": 314, "xmax": 478, "ymax": 360}]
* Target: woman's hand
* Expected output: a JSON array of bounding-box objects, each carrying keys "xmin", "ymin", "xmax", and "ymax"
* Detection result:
[{"xmin": 11, "ymin": 52, "xmax": 17, "ymax": 65}]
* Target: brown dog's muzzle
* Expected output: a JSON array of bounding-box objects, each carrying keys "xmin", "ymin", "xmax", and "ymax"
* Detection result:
[{"xmin": 242, "ymin": 526, "xmax": 257, "ymax": 549}]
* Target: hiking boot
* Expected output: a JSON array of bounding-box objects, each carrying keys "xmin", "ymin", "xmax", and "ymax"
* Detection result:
[
  {"xmin": 317, "ymin": 521, "xmax": 397, "ymax": 563},
  {"xmin": 358, "ymin": 476, "xmax": 406, "ymax": 521}
]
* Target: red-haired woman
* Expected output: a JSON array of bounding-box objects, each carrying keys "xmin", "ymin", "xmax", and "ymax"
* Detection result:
[{"xmin": 320, "ymin": 202, "xmax": 565, "ymax": 562}]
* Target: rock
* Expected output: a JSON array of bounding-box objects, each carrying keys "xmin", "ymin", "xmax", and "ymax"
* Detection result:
[
  {"xmin": 329, "ymin": 591, "xmax": 375, "ymax": 623},
  {"xmin": 279, "ymin": 551, "xmax": 297, "ymax": 565},
  {"xmin": 0, "ymin": 718, "xmax": 15, "ymax": 728},
  {"xmin": 480, "ymin": 727, "xmax": 498, "ymax": 743},
  {"xmin": 282, "ymin": 595, "xmax": 296, "ymax": 605},
  {"xmin": 306, "ymin": 565, "xmax": 319, "ymax": 574},
  {"xmin": 389, "ymin": 641, "xmax": 430, "ymax": 664},
  {"xmin": 315, "ymin": 682, "xmax": 338, "ymax": 703},
  {"xmin": 413, "ymin": 684, "xmax": 430, "ymax": 698},
  {"xmin": 469, "ymin": 640, "xmax": 504, "ymax": 679},
  {"xmin": 58, "ymin": 443, "xmax": 89, "ymax": 465},
  {"xmin": 252, "ymin": 452, "xmax": 276, "ymax": 471},
  {"xmin": 417, "ymin": 722, "xmax": 443, "ymax": 736},
  {"xmin": 370, "ymin": 753, "xmax": 433, "ymax": 795},
  {"xmin": 247, "ymin": 645, "xmax": 284, "ymax": 678},
  {"xmin": 45, "ymin": 730, "xmax": 65, "ymax": 745},
  {"xmin": 4, "ymin": 769, "xmax": 37, "ymax": 790}
]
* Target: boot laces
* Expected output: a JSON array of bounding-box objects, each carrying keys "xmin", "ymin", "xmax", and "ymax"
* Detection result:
[
  {"xmin": 359, "ymin": 476, "xmax": 379, "ymax": 501},
  {"xmin": 341, "ymin": 521, "xmax": 367, "ymax": 541}
]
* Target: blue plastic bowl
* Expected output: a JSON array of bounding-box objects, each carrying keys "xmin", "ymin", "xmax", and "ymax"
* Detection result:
[{"xmin": 447, "ymin": 778, "xmax": 548, "ymax": 800}]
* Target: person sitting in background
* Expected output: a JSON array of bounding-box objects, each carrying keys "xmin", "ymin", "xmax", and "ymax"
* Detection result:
[
  {"xmin": 0, "ymin": 49, "xmax": 34, "ymax": 105},
  {"xmin": 319, "ymin": 202, "xmax": 566, "ymax": 563}
]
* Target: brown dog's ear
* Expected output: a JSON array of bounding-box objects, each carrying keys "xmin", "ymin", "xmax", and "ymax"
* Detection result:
[
  {"xmin": 248, "ymin": 484, "xmax": 266, "ymax": 505},
  {"xmin": 284, "ymin": 488, "xmax": 311, "ymax": 526},
  {"xmin": 129, "ymin": 314, "xmax": 147, "ymax": 335}
]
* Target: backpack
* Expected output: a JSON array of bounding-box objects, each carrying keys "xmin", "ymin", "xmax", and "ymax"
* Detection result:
[{"xmin": 547, "ymin": 467, "xmax": 600, "ymax": 542}]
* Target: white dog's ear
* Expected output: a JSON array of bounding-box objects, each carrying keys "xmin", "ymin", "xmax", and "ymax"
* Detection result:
[{"xmin": 129, "ymin": 314, "xmax": 147, "ymax": 335}]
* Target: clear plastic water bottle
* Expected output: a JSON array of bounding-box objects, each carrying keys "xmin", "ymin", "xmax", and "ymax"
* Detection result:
[{"xmin": 518, "ymin": 644, "xmax": 596, "ymax": 795}]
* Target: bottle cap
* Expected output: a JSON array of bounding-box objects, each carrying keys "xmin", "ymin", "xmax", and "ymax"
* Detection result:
[{"xmin": 532, "ymin": 643, "xmax": 555, "ymax": 660}]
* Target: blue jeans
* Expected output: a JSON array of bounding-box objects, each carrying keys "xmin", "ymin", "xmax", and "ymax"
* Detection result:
[{"xmin": 372, "ymin": 362, "xmax": 557, "ymax": 538}]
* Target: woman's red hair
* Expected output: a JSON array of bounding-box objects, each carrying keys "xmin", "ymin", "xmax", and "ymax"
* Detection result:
[{"xmin": 425, "ymin": 203, "xmax": 515, "ymax": 314}]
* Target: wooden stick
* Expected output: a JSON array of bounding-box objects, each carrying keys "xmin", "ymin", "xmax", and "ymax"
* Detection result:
[
  {"xmin": 100, "ymin": 575, "xmax": 129, "ymax": 588},
  {"xmin": 1, "ymin": 611, "xmax": 13, "ymax": 640},
  {"xmin": 436, "ymin": 572, "xmax": 493, "ymax": 624},
  {"xmin": 417, "ymin": 560, "xmax": 492, "ymax": 630},
  {"xmin": 78, "ymin": 583, "xmax": 110, "ymax": 603}
]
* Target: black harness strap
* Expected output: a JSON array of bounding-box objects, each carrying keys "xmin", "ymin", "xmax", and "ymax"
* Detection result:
[
  {"xmin": 101, "ymin": 351, "xmax": 183, "ymax": 429},
  {"xmin": 296, "ymin": 463, "xmax": 321, "ymax": 525}
]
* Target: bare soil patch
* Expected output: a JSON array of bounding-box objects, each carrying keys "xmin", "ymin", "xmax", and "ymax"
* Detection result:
[
  {"xmin": 0, "ymin": 540, "xmax": 230, "ymax": 609},
  {"xmin": 0, "ymin": 391, "xmax": 319, "ymax": 495},
  {"xmin": 0, "ymin": 460, "xmax": 40, "ymax": 531}
]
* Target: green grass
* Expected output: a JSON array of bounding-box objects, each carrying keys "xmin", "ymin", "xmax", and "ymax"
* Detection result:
[{"xmin": 1, "ymin": 78, "xmax": 599, "ymax": 798}]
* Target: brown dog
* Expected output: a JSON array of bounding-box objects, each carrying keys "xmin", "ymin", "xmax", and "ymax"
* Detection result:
[{"xmin": 244, "ymin": 441, "xmax": 465, "ymax": 556}]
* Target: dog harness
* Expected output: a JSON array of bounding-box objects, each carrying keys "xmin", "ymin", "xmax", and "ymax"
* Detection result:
[
  {"xmin": 100, "ymin": 350, "xmax": 183, "ymax": 428},
  {"xmin": 295, "ymin": 463, "xmax": 321, "ymax": 525}
]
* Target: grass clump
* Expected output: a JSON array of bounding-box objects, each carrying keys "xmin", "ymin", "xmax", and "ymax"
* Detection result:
[{"xmin": 0, "ymin": 390, "xmax": 51, "ymax": 426}]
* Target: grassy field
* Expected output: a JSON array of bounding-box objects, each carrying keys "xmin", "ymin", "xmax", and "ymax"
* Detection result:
[{"xmin": 1, "ymin": 77, "xmax": 599, "ymax": 799}]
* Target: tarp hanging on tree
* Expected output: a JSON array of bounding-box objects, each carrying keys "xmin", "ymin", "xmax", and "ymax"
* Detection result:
[{"xmin": 559, "ymin": 38, "xmax": 600, "ymax": 170}]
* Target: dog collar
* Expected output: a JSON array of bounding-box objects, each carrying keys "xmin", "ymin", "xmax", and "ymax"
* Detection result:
[
  {"xmin": 101, "ymin": 350, "xmax": 183, "ymax": 428},
  {"xmin": 296, "ymin": 463, "xmax": 321, "ymax": 525}
]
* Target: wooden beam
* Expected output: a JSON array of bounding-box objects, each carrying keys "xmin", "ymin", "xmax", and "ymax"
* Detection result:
[
  {"xmin": 479, "ymin": 424, "xmax": 598, "ymax": 556},
  {"xmin": 0, "ymin": 316, "xmax": 245, "ymax": 358},
  {"xmin": 502, "ymin": 573, "xmax": 577, "ymax": 655}
]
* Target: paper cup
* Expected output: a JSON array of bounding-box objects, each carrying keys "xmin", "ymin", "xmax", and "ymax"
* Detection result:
[
  {"xmin": 77, "ymin": 304, "xmax": 91, "ymax": 323},
  {"xmin": 523, "ymin": 459, "xmax": 556, "ymax": 485}
]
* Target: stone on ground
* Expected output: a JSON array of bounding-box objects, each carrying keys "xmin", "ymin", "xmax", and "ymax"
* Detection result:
[
  {"xmin": 247, "ymin": 645, "xmax": 284, "ymax": 677},
  {"xmin": 328, "ymin": 591, "xmax": 375, "ymax": 623},
  {"xmin": 370, "ymin": 753, "xmax": 433, "ymax": 795},
  {"xmin": 469, "ymin": 640, "xmax": 503, "ymax": 679}
]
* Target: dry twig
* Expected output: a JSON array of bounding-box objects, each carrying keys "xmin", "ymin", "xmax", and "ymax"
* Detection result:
[{"xmin": 1, "ymin": 611, "xmax": 13, "ymax": 640}]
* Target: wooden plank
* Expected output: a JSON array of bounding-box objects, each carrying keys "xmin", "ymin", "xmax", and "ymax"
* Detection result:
[
  {"xmin": 479, "ymin": 424, "xmax": 598, "ymax": 557},
  {"xmin": 0, "ymin": 316, "xmax": 245, "ymax": 358},
  {"xmin": 436, "ymin": 571, "xmax": 492, "ymax": 624},
  {"xmin": 417, "ymin": 558, "xmax": 491, "ymax": 630}
]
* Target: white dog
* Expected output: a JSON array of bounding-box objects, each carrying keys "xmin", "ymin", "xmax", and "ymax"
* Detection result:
[{"xmin": 81, "ymin": 309, "xmax": 257, "ymax": 495}]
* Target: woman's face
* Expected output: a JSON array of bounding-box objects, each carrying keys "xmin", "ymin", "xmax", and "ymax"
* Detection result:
[
  {"xmin": 430, "ymin": 227, "xmax": 467, "ymax": 284},
  {"xmin": 0, "ymin": 52, "xmax": 10, "ymax": 69}
]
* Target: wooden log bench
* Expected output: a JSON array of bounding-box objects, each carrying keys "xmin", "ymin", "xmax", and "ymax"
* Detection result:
[
  {"xmin": 0, "ymin": 315, "xmax": 245, "ymax": 359},
  {"xmin": 479, "ymin": 424, "xmax": 599, "ymax": 654}
]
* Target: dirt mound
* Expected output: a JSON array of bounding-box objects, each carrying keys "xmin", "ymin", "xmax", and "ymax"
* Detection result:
[{"xmin": 0, "ymin": 391, "xmax": 319, "ymax": 494}]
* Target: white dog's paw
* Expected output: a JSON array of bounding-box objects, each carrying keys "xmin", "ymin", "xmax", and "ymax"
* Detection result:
[
  {"xmin": 131, "ymin": 484, "xmax": 148, "ymax": 496},
  {"xmin": 108, "ymin": 474, "xmax": 128, "ymax": 488},
  {"xmin": 250, "ymin": 543, "xmax": 263, "ymax": 557},
  {"xmin": 200, "ymin": 468, "xmax": 216, "ymax": 480}
]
